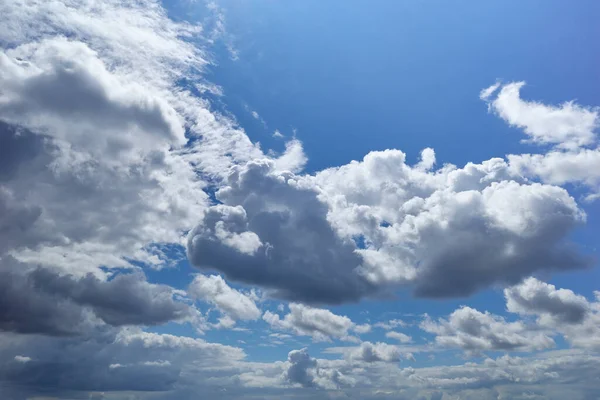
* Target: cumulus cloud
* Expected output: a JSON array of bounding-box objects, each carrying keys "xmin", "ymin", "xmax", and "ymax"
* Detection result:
[
  {"xmin": 316, "ymin": 149, "xmax": 588, "ymax": 298},
  {"xmin": 188, "ymin": 274, "xmax": 260, "ymax": 322},
  {"xmin": 0, "ymin": 256, "xmax": 196, "ymax": 336},
  {"xmin": 347, "ymin": 342, "xmax": 406, "ymax": 363},
  {"xmin": 263, "ymin": 303, "xmax": 359, "ymax": 342},
  {"xmin": 503, "ymin": 279, "xmax": 600, "ymax": 351},
  {"xmin": 479, "ymin": 81, "xmax": 600, "ymax": 200},
  {"xmin": 421, "ymin": 306, "xmax": 555, "ymax": 353},
  {"xmin": 482, "ymin": 81, "xmax": 598, "ymax": 149},
  {"xmin": 187, "ymin": 159, "xmax": 375, "ymax": 304},
  {"xmin": 505, "ymin": 277, "xmax": 590, "ymax": 324},
  {"xmin": 285, "ymin": 348, "xmax": 318, "ymax": 387},
  {"xmin": 508, "ymin": 149, "xmax": 600, "ymax": 200}
]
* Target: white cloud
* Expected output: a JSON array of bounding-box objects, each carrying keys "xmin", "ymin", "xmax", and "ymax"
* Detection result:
[
  {"xmin": 274, "ymin": 138, "xmax": 308, "ymax": 173},
  {"xmin": 483, "ymin": 81, "xmax": 598, "ymax": 149},
  {"xmin": 386, "ymin": 331, "xmax": 412, "ymax": 343},
  {"xmin": 508, "ymin": 149, "xmax": 600, "ymax": 200},
  {"xmin": 263, "ymin": 303, "xmax": 359, "ymax": 342},
  {"xmin": 421, "ymin": 306, "xmax": 555, "ymax": 353},
  {"xmin": 316, "ymin": 149, "xmax": 587, "ymax": 298},
  {"xmin": 188, "ymin": 274, "xmax": 261, "ymax": 322},
  {"xmin": 346, "ymin": 341, "xmax": 406, "ymax": 363},
  {"xmin": 14, "ymin": 355, "xmax": 31, "ymax": 363}
]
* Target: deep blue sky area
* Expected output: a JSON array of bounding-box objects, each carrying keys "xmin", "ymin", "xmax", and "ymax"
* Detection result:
[{"xmin": 198, "ymin": 0, "xmax": 600, "ymax": 172}]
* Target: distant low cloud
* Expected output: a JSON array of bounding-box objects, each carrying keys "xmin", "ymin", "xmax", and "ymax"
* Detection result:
[{"xmin": 421, "ymin": 306, "xmax": 555, "ymax": 353}]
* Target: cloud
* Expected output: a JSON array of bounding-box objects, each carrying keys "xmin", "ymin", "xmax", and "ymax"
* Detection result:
[
  {"xmin": 386, "ymin": 331, "xmax": 412, "ymax": 343},
  {"xmin": 0, "ymin": 257, "xmax": 196, "ymax": 336},
  {"xmin": 346, "ymin": 342, "xmax": 406, "ymax": 363},
  {"xmin": 0, "ymin": 37, "xmax": 186, "ymax": 159},
  {"xmin": 274, "ymin": 138, "xmax": 308, "ymax": 173},
  {"xmin": 508, "ymin": 149, "xmax": 600, "ymax": 200},
  {"xmin": 502, "ymin": 279, "xmax": 600, "ymax": 351},
  {"xmin": 374, "ymin": 319, "xmax": 407, "ymax": 330},
  {"xmin": 188, "ymin": 274, "xmax": 261, "ymax": 322},
  {"xmin": 285, "ymin": 348, "xmax": 318, "ymax": 387},
  {"xmin": 187, "ymin": 159, "xmax": 375, "ymax": 304},
  {"xmin": 263, "ymin": 303, "xmax": 358, "ymax": 342},
  {"xmin": 505, "ymin": 277, "xmax": 590, "ymax": 324},
  {"xmin": 482, "ymin": 81, "xmax": 598, "ymax": 149},
  {"xmin": 421, "ymin": 306, "xmax": 555, "ymax": 353},
  {"xmin": 316, "ymin": 149, "xmax": 588, "ymax": 298},
  {"xmin": 0, "ymin": 327, "xmax": 245, "ymax": 397}
]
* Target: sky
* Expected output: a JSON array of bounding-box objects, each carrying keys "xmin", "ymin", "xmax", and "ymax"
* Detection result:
[{"xmin": 0, "ymin": 1, "xmax": 600, "ymax": 399}]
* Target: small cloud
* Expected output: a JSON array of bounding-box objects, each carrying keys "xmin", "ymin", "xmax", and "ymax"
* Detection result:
[
  {"xmin": 14, "ymin": 355, "xmax": 31, "ymax": 363},
  {"xmin": 273, "ymin": 130, "xmax": 284, "ymax": 138}
]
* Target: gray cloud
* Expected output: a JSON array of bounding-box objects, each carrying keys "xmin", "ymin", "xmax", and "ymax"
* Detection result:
[
  {"xmin": 187, "ymin": 159, "xmax": 375, "ymax": 304},
  {"xmin": 285, "ymin": 348, "xmax": 318, "ymax": 388},
  {"xmin": 0, "ymin": 257, "xmax": 194, "ymax": 336},
  {"xmin": 505, "ymin": 277, "xmax": 590, "ymax": 324}
]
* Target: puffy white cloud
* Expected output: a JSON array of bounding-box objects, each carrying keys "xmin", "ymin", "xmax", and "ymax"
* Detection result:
[
  {"xmin": 508, "ymin": 149, "xmax": 600, "ymax": 200},
  {"xmin": 482, "ymin": 81, "xmax": 598, "ymax": 149},
  {"xmin": 188, "ymin": 274, "xmax": 260, "ymax": 322},
  {"xmin": 386, "ymin": 331, "xmax": 412, "ymax": 343},
  {"xmin": 505, "ymin": 277, "xmax": 590, "ymax": 324},
  {"xmin": 316, "ymin": 149, "xmax": 587, "ymax": 298},
  {"xmin": 263, "ymin": 303, "xmax": 358, "ymax": 342},
  {"xmin": 421, "ymin": 306, "xmax": 555, "ymax": 353},
  {"xmin": 346, "ymin": 342, "xmax": 406, "ymax": 363}
]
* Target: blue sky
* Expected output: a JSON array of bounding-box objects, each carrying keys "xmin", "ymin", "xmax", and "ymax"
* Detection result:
[{"xmin": 1, "ymin": 1, "xmax": 600, "ymax": 399}]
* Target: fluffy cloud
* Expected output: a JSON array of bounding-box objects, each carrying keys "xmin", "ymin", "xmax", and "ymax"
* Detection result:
[
  {"xmin": 484, "ymin": 81, "xmax": 600, "ymax": 200},
  {"xmin": 0, "ymin": 37, "xmax": 185, "ymax": 159},
  {"xmin": 285, "ymin": 348, "xmax": 318, "ymax": 387},
  {"xmin": 188, "ymin": 274, "xmax": 261, "ymax": 322},
  {"xmin": 0, "ymin": 256, "xmax": 196, "ymax": 336},
  {"xmin": 386, "ymin": 331, "xmax": 412, "ymax": 343},
  {"xmin": 505, "ymin": 277, "xmax": 590, "ymax": 324},
  {"xmin": 482, "ymin": 81, "xmax": 598, "ymax": 149},
  {"xmin": 187, "ymin": 159, "xmax": 375, "ymax": 304},
  {"xmin": 421, "ymin": 306, "xmax": 555, "ymax": 353},
  {"xmin": 316, "ymin": 149, "xmax": 587, "ymax": 298},
  {"xmin": 508, "ymin": 149, "xmax": 600, "ymax": 200},
  {"xmin": 346, "ymin": 342, "xmax": 406, "ymax": 363},
  {"xmin": 263, "ymin": 303, "xmax": 359, "ymax": 342},
  {"xmin": 504, "ymin": 279, "xmax": 600, "ymax": 350}
]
